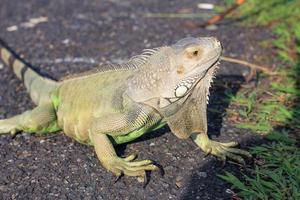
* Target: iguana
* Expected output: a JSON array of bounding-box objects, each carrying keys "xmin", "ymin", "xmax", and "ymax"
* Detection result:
[{"xmin": 0, "ymin": 37, "xmax": 251, "ymax": 181}]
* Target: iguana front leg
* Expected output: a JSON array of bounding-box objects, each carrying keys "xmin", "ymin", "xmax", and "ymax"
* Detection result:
[
  {"xmin": 89, "ymin": 98, "xmax": 162, "ymax": 180},
  {"xmin": 191, "ymin": 133, "xmax": 252, "ymax": 164},
  {"xmin": 160, "ymin": 78, "xmax": 251, "ymax": 164},
  {"xmin": 90, "ymin": 132, "xmax": 158, "ymax": 180}
]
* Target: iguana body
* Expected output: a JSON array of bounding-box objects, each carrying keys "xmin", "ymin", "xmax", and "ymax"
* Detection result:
[{"xmin": 0, "ymin": 37, "xmax": 251, "ymax": 181}]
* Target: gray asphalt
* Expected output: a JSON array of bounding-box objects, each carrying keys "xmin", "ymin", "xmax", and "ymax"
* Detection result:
[{"xmin": 0, "ymin": 1, "xmax": 272, "ymax": 199}]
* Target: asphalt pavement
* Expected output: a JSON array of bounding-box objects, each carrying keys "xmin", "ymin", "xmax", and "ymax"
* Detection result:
[{"xmin": 0, "ymin": 1, "xmax": 273, "ymax": 199}]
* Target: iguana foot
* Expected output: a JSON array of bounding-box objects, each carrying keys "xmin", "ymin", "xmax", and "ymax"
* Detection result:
[
  {"xmin": 191, "ymin": 133, "xmax": 252, "ymax": 165},
  {"xmin": 104, "ymin": 154, "xmax": 159, "ymax": 181},
  {"xmin": 202, "ymin": 140, "xmax": 251, "ymax": 164},
  {"xmin": 0, "ymin": 119, "xmax": 19, "ymax": 135}
]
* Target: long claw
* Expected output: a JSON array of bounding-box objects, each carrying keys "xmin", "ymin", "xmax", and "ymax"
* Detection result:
[
  {"xmin": 11, "ymin": 133, "xmax": 17, "ymax": 139},
  {"xmin": 204, "ymin": 147, "xmax": 212, "ymax": 157},
  {"xmin": 143, "ymin": 171, "xmax": 151, "ymax": 188},
  {"xmin": 154, "ymin": 163, "xmax": 165, "ymax": 177},
  {"xmin": 114, "ymin": 172, "xmax": 124, "ymax": 183},
  {"xmin": 221, "ymin": 159, "xmax": 226, "ymax": 168}
]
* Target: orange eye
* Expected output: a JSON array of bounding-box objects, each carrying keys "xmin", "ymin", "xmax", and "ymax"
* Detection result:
[{"xmin": 185, "ymin": 47, "xmax": 202, "ymax": 58}]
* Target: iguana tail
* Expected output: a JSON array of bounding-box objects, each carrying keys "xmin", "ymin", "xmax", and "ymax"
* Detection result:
[{"xmin": 0, "ymin": 39, "xmax": 58, "ymax": 105}]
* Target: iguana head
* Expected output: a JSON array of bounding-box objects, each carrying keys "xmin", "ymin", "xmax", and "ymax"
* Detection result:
[
  {"xmin": 127, "ymin": 36, "xmax": 222, "ymax": 139},
  {"xmin": 128, "ymin": 36, "xmax": 221, "ymax": 110},
  {"xmin": 158, "ymin": 37, "xmax": 221, "ymax": 108}
]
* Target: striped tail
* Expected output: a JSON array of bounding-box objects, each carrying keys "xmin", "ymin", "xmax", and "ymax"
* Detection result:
[{"xmin": 0, "ymin": 39, "xmax": 58, "ymax": 105}]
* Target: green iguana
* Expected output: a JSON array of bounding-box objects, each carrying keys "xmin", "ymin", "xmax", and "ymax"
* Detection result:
[{"xmin": 0, "ymin": 37, "xmax": 251, "ymax": 181}]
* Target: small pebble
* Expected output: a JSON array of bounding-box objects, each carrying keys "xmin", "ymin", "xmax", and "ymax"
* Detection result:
[
  {"xmin": 6, "ymin": 25, "xmax": 18, "ymax": 32},
  {"xmin": 175, "ymin": 176, "xmax": 184, "ymax": 188},
  {"xmin": 227, "ymin": 129, "xmax": 235, "ymax": 133},
  {"xmin": 176, "ymin": 176, "xmax": 183, "ymax": 182},
  {"xmin": 226, "ymin": 188, "xmax": 234, "ymax": 194},
  {"xmin": 137, "ymin": 176, "xmax": 144, "ymax": 183},
  {"xmin": 196, "ymin": 171, "xmax": 207, "ymax": 178},
  {"xmin": 197, "ymin": 3, "xmax": 214, "ymax": 10},
  {"xmin": 149, "ymin": 142, "xmax": 155, "ymax": 146},
  {"xmin": 175, "ymin": 181, "xmax": 183, "ymax": 188},
  {"xmin": 22, "ymin": 133, "xmax": 31, "ymax": 140},
  {"xmin": 162, "ymin": 182, "xmax": 169, "ymax": 188},
  {"xmin": 164, "ymin": 165, "xmax": 174, "ymax": 171},
  {"xmin": 62, "ymin": 39, "xmax": 70, "ymax": 45},
  {"xmin": 205, "ymin": 24, "xmax": 218, "ymax": 31}
]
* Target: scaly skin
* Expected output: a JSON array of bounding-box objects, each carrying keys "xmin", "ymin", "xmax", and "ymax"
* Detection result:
[{"xmin": 0, "ymin": 37, "xmax": 251, "ymax": 182}]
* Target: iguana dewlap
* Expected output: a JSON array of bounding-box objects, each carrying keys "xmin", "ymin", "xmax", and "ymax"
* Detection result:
[{"xmin": 0, "ymin": 37, "xmax": 251, "ymax": 182}]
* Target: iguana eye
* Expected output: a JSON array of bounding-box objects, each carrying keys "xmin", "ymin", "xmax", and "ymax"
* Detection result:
[{"xmin": 185, "ymin": 47, "xmax": 202, "ymax": 59}]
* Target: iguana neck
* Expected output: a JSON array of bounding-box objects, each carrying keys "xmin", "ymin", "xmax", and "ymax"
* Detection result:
[{"xmin": 126, "ymin": 47, "xmax": 172, "ymax": 104}]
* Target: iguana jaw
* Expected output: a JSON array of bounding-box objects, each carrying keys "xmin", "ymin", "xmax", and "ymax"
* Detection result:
[
  {"xmin": 162, "ymin": 59, "xmax": 220, "ymax": 105},
  {"xmin": 174, "ymin": 58, "xmax": 220, "ymax": 97}
]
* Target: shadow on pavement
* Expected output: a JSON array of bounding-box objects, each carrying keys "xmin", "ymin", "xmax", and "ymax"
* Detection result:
[{"xmin": 180, "ymin": 134, "xmax": 267, "ymax": 200}]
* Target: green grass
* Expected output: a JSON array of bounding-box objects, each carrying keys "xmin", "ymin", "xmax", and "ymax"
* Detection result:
[
  {"xmin": 219, "ymin": 133, "xmax": 300, "ymax": 200},
  {"xmin": 222, "ymin": 0, "xmax": 300, "ymax": 134},
  {"xmin": 218, "ymin": 0, "xmax": 300, "ymax": 199}
]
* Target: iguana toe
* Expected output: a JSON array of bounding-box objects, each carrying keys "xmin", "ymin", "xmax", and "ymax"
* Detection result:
[
  {"xmin": 192, "ymin": 133, "xmax": 252, "ymax": 164},
  {"xmin": 106, "ymin": 155, "xmax": 159, "ymax": 181},
  {"xmin": 206, "ymin": 141, "xmax": 251, "ymax": 164}
]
